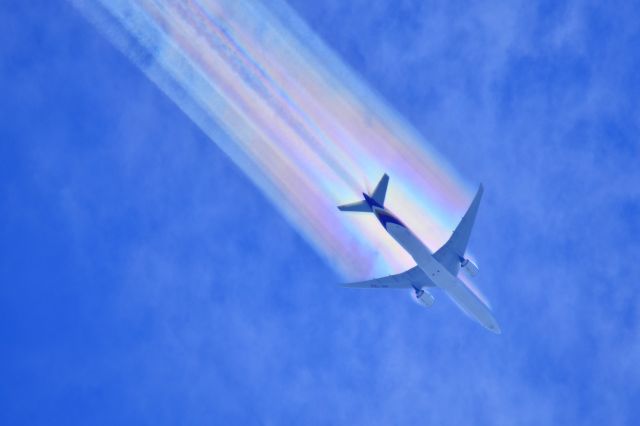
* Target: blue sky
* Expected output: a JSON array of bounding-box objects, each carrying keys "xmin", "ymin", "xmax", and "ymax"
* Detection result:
[{"xmin": 1, "ymin": 1, "xmax": 639, "ymax": 425}]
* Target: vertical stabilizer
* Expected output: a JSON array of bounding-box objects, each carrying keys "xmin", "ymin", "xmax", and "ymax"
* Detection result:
[{"xmin": 337, "ymin": 173, "xmax": 389, "ymax": 212}]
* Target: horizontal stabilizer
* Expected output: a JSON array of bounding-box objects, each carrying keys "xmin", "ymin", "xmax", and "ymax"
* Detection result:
[
  {"xmin": 371, "ymin": 173, "xmax": 389, "ymax": 205},
  {"xmin": 337, "ymin": 173, "xmax": 389, "ymax": 212},
  {"xmin": 342, "ymin": 266, "xmax": 434, "ymax": 289},
  {"xmin": 337, "ymin": 200, "xmax": 370, "ymax": 212}
]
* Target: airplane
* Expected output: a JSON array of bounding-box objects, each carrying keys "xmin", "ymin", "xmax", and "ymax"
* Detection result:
[{"xmin": 338, "ymin": 174, "xmax": 500, "ymax": 334}]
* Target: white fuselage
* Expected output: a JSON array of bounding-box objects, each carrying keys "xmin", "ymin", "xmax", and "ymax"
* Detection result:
[{"xmin": 371, "ymin": 204, "xmax": 500, "ymax": 333}]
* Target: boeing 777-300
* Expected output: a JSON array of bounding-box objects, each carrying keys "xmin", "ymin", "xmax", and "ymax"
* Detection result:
[{"xmin": 338, "ymin": 174, "xmax": 500, "ymax": 333}]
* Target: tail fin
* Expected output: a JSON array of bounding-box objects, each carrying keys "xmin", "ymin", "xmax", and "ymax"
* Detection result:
[{"xmin": 337, "ymin": 173, "xmax": 389, "ymax": 212}]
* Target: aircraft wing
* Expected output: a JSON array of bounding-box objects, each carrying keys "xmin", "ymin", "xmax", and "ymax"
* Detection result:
[
  {"xmin": 434, "ymin": 184, "xmax": 483, "ymax": 275},
  {"xmin": 343, "ymin": 266, "xmax": 434, "ymax": 289}
]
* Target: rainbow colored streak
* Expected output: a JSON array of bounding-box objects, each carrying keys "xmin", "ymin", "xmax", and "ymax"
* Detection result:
[{"xmin": 72, "ymin": 0, "xmax": 476, "ymax": 279}]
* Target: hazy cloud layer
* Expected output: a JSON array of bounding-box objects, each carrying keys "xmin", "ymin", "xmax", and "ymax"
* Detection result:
[{"xmin": 1, "ymin": 0, "xmax": 638, "ymax": 425}]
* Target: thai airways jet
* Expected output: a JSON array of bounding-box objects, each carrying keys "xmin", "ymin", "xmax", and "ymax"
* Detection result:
[{"xmin": 338, "ymin": 174, "xmax": 500, "ymax": 334}]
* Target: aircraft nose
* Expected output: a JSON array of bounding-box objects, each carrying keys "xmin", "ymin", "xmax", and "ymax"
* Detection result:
[{"xmin": 488, "ymin": 321, "xmax": 502, "ymax": 335}]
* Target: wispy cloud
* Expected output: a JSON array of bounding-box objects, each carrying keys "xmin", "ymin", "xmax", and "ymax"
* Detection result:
[
  {"xmin": 4, "ymin": 0, "xmax": 639, "ymax": 424},
  {"xmin": 70, "ymin": 0, "xmax": 479, "ymax": 280}
]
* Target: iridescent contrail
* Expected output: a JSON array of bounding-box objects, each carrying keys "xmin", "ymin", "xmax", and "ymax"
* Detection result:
[{"xmin": 72, "ymin": 0, "xmax": 475, "ymax": 279}]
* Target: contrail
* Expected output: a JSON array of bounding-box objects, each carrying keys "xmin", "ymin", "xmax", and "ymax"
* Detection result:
[{"xmin": 72, "ymin": 0, "xmax": 474, "ymax": 279}]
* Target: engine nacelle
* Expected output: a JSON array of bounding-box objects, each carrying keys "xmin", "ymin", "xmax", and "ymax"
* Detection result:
[
  {"xmin": 461, "ymin": 258, "xmax": 479, "ymax": 276},
  {"xmin": 415, "ymin": 288, "xmax": 435, "ymax": 307}
]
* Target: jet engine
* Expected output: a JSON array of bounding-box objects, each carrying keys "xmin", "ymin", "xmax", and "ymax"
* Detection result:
[
  {"xmin": 415, "ymin": 288, "xmax": 435, "ymax": 307},
  {"xmin": 461, "ymin": 258, "xmax": 479, "ymax": 276}
]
